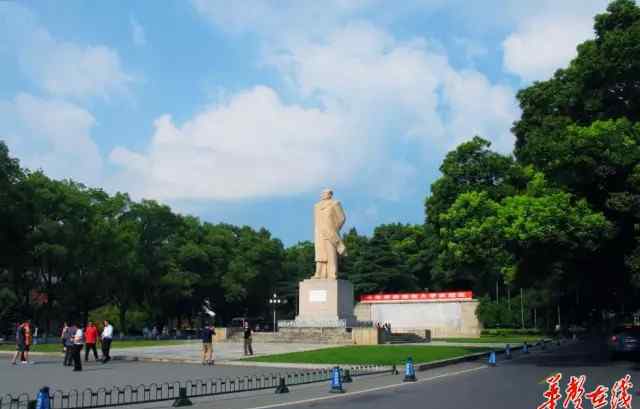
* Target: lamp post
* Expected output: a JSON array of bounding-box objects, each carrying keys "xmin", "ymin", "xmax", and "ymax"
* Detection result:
[{"xmin": 269, "ymin": 293, "xmax": 283, "ymax": 333}]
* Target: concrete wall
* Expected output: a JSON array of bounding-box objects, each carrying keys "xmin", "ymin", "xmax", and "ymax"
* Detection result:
[
  {"xmin": 354, "ymin": 300, "xmax": 482, "ymax": 338},
  {"xmin": 219, "ymin": 326, "xmax": 382, "ymax": 345},
  {"xmin": 351, "ymin": 327, "xmax": 381, "ymax": 345}
]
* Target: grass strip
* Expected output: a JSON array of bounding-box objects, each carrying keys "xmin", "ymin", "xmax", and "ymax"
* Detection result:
[{"xmin": 243, "ymin": 345, "xmax": 490, "ymax": 366}]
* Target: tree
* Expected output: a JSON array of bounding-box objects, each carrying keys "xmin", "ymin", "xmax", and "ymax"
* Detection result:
[
  {"xmin": 426, "ymin": 136, "xmax": 525, "ymax": 228},
  {"xmin": 436, "ymin": 173, "xmax": 612, "ymax": 314},
  {"xmin": 513, "ymin": 0, "xmax": 640, "ymax": 169},
  {"xmin": 512, "ymin": 0, "xmax": 640, "ymax": 312},
  {"xmin": 281, "ymin": 241, "xmax": 314, "ymax": 317}
]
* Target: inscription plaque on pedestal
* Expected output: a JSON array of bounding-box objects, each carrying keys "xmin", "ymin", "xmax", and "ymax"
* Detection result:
[{"xmin": 294, "ymin": 278, "xmax": 357, "ymax": 327}]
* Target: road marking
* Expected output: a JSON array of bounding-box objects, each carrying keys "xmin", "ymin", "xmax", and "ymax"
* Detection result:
[{"xmin": 244, "ymin": 365, "xmax": 488, "ymax": 409}]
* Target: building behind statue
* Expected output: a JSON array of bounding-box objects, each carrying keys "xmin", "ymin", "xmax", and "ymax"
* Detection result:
[{"xmin": 354, "ymin": 290, "xmax": 481, "ymax": 338}]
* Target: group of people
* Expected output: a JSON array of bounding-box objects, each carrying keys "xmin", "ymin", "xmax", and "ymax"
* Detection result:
[
  {"xmin": 199, "ymin": 320, "xmax": 253, "ymax": 364},
  {"xmin": 375, "ymin": 321, "xmax": 393, "ymax": 334},
  {"xmin": 60, "ymin": 320, "xmax": 114, "ymax": 371}
]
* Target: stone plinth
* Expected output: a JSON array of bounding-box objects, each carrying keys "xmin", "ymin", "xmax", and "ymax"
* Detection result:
[{"xmin": 295, "ymin": 278, "xmax": 357, "ymax": 327}]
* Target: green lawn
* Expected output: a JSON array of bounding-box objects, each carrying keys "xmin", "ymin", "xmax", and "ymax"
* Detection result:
[
  {"xmin": 243, "ymin": 345, "xmax": 490, "ymax": 365},
  {"xmin": 0, "ymin": 339, "xmax": 191, "ymax": 353},
  {"xmin": 433, "ymin": 336, "xmax": 544, "ymax": 344}
]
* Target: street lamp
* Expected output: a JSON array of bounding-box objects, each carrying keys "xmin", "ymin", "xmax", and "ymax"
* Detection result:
[{"xmin": 268, "ymin": 293, "xmax": 283, "ymax": 333}]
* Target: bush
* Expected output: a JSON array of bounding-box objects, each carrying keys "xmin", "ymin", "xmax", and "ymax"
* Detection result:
[
  {"xmin": 89, "ymin": 304, "xmax": 150, "ymax": 334},
  {"xmin": 481, "ymin": 328, "xmax": 542, "ymax": 337}
]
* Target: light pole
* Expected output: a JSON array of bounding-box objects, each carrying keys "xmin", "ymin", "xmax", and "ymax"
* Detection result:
[{"xmin": 269, "ymin": 293, "xmax": 283, "ymax": 333}]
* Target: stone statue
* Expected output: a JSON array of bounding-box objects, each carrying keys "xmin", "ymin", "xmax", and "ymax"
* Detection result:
[{"xmin": 313, "ymin": 189, "xmax": 347, "ymax": 279}]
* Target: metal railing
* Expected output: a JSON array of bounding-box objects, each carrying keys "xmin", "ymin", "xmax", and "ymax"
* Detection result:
[{"xmin": 2, "ymin": 365, "xmax": 389, "ymax": 409}]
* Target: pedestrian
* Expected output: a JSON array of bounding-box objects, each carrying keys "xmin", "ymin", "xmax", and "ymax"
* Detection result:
[
  {"xmin": 84, "ymin": 321, "xmax": 99, "ymax": 361},
  {"xmin": 71, "ymin": 322, "xmax": 84, "ymax": 371},
  {"xmin": 60, "ymin": 322, "xmax": 69, "ymax": 354},
  {"xmin": 201, "ymin": 324, "xmax": 215, "ymax": 365},
  {"xmin": 101, "ymin": 320, "xmax": 113, "ymax": 363},
  {"xmin": 11, "ymin": 321, "xmax": 26, "ymax": 365},
  {"xmin": 63, "ymin": 322, "xmax": 77, "ymax": 366},
  {"xmin": 243, "ymin": 321, "xmax": 253, "ymax": 356},
  {"xmin": 22, "ymin": 320, "xmax": 32, "ymax": 363}
]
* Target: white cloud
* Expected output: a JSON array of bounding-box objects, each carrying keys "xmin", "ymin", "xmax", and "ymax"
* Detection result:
[
  {"xmin": 0, "ymin": 3, "xmax": 133, "ymax": 100},
  {"xmin": 501, "ymin": 1, "xmax": 609, "ymax": 82},
  {"xmin": 110, "ymin": 22, "xmax": 519, "ymax": 201},
  {"xmin": 502, "ymin": 14, "xmax": 595, "ymax": 82},
  {"xmin": 130, "ymin": 15, "xmax": 147, "ymax": 47},
  {"xmin": 0, "ymin": 93, "xmax": 103, "ymax": 186},
  {"xmin": 19, "ymin": 28, "xmax": 133, "ymax": 100},
  {"xmin": 109, "ymin": 86, "xmax": 360, "ymax": 200},
  {"xmin": 269, "ymin": 22, "xmax": 519, "ymax": 153},
  {"xmin": 191, "ymin": 0, "xmax": 374, "ymax": 39}
]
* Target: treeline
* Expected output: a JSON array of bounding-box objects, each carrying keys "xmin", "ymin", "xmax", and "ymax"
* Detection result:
[{"xmin": 1, "ymin": 0, "xmax": 639, "ymax": 334}]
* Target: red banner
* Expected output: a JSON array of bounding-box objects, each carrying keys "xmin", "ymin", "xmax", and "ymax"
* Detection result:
[{"xmin": 359, "ymin": 291, "xmax": 473, "ymax": 303}]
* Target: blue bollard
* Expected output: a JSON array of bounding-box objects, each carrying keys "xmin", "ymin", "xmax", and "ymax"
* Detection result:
[
  {"xmin": 488, "ymin": 351, "xmax": 497, "ymax": 366},
  {"xmin": 523, "ymin": 342, "xmax": 529, "ymax": 354},
  {"xmin": 403, "ymin": 357, "xmax": 417, "ymax": 382},
  {"xmin": 36, "ymin": 387, "xmax": 50, "ymax": 409},
  {"xmin": 505, "ymin": 344, "xmax": 512, "ymax": 360},
  {"xmin": 330, "ymin": 366, "xmax": 345, "ymax": 393}
]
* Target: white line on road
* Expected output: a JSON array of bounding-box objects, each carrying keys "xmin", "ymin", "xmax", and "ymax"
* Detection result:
[{"xmin": 245, "ymin": 365, "xmax": 488, "ymax": 409}]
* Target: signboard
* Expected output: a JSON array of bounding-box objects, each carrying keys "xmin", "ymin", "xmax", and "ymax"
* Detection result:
[
  {"xmin": 309, "ymin": 290, "xmax": 327, "ymax": 303},
  {"xmin": 360, "ymin": 291, "xmax": 473, "ymax": 303}
]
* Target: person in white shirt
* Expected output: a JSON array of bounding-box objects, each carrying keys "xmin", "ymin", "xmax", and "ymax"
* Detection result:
[
  {"xmin": 71, "ymin": 323, "xmax": 84, "ymax": 371},
  {"xmin": 101, "ymin": 320, "xmax": 113, "ymax": 363}
]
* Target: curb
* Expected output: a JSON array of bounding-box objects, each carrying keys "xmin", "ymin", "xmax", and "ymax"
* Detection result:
[{"xmin": 414, "ymin": 338, "xmax": 559, "ymax": 371}]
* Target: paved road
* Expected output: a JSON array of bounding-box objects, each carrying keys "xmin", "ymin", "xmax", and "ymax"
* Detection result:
[
  {"xmin": 1, "ymin": 358, "xmax": 305, "ymax": 396},
  {"xmin": 4, "ymin": 339, "xmax": 634, "ymax": 409},
  {"xmin": 280, "ymin": 339, "xmax": 639, "ymax": 409}
]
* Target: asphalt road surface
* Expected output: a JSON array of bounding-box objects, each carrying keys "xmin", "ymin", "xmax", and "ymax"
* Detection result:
[
  {"xmin": 1, "ymin": 357, "xmax": 302, "ymax": 396},
  {"xmin": 3, "ymin": 338, "xmax": 635, "ymax": 409},
  {"xmin": 280, "ymin": 339, "xmax": 639, "ymax": 409}
]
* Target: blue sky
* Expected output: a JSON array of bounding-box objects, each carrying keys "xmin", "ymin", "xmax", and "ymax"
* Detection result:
[{"xmin": 0, "ymin": 0, "xmax": 616, "ymax": 246}]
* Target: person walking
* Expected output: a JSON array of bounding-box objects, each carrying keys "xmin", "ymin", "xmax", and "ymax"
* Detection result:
[
  {"xmin": 11, "ymin": 321, "xmax": 26, "ymax": 365},
  {"xmin": 22, "ymin": 320, "xmax": 32, "ymax": 363},
  {"xmin": 63, "ymin": 323, "xmax": 77, "ymax": 366},
  {"xmin": 201, "ymin": 324, "xmax": 215, "ymax": 365},
  {"xmin": 71, "ymin": 323, "xmax": 84, "ymax": 371},
  {"xmin": 101, "ymin": 320, "xmax": 113, "ymax": 363},
  {"xmin": 84, "ymin": 322, "xmax": 99, "ymax": 361},
  {"xmin": 243, "ymin": 321, "xmax": 253, "ymax": 356},
  {"xmin": 60, "ymin": 322, "xmax": 69, "ymax": 354}
]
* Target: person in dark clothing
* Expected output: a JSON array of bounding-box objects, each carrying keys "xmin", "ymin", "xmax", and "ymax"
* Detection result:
[
  {"xmin": 201, "ymin": 324, "xmax": 215, "ymax": 365},
  {"xmin": 70, "ymin": 323, "xmax": 84, "ymax": 371},
  {"xmin": 101, "ymin": 320, "xmax": 113, "ymax": 363},
  {"xmin": 11, "ymin": 322, "xmax": 26, "ymax": 365},
  {"xmin": 243, "ymin": 322, "xmax": 253, "ymax": 356},
  {"xmin": 63, "ymin": 324, "xmax": 77, "ymax": 366}
]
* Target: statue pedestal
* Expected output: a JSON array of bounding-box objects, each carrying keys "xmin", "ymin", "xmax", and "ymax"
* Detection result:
[{"xmin": 293, "ymin": 278, "xmax": 357, "ymax": 327}]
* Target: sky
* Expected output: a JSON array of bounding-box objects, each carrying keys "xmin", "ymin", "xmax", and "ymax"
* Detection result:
[{"xmin": 0, "ymin": 0, "xmax": 618, "ymax": 246}]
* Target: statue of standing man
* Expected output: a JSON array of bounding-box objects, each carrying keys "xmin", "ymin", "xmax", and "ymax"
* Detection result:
[{"xmin": 313, "ymin": 189, "xmax": 347, "ymax": 280}]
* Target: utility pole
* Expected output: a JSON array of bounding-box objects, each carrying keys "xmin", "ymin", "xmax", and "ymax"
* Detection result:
[
  {"xmin": 508, "ymin": 287, "xmax": 511, "ymax": 311},
  {"xmin": 534, "ymin": 308, "xmax": 537, "ymax": 329},
  {"xmin": 520, "ymin": 288, "xmax": 524, "ymax": 329},
  {"xmin": 496, "ymin": 280, "xmax": 499, "ymax": 304}
]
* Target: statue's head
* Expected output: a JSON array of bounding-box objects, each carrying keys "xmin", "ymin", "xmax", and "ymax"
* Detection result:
[{"xmin": 320, "ymin": 188, "xmax": 333, "ymax": 200}]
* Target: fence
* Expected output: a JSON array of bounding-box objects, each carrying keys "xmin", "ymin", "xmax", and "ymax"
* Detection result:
[{"xmin": 1, "ymin": 365, "xmax": 390, "ymax": 409}]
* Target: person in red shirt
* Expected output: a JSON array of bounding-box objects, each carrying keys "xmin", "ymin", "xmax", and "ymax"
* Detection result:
[{"xmin": 84, "ymin": 322, "xmax": 99, "ymax": 362}]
